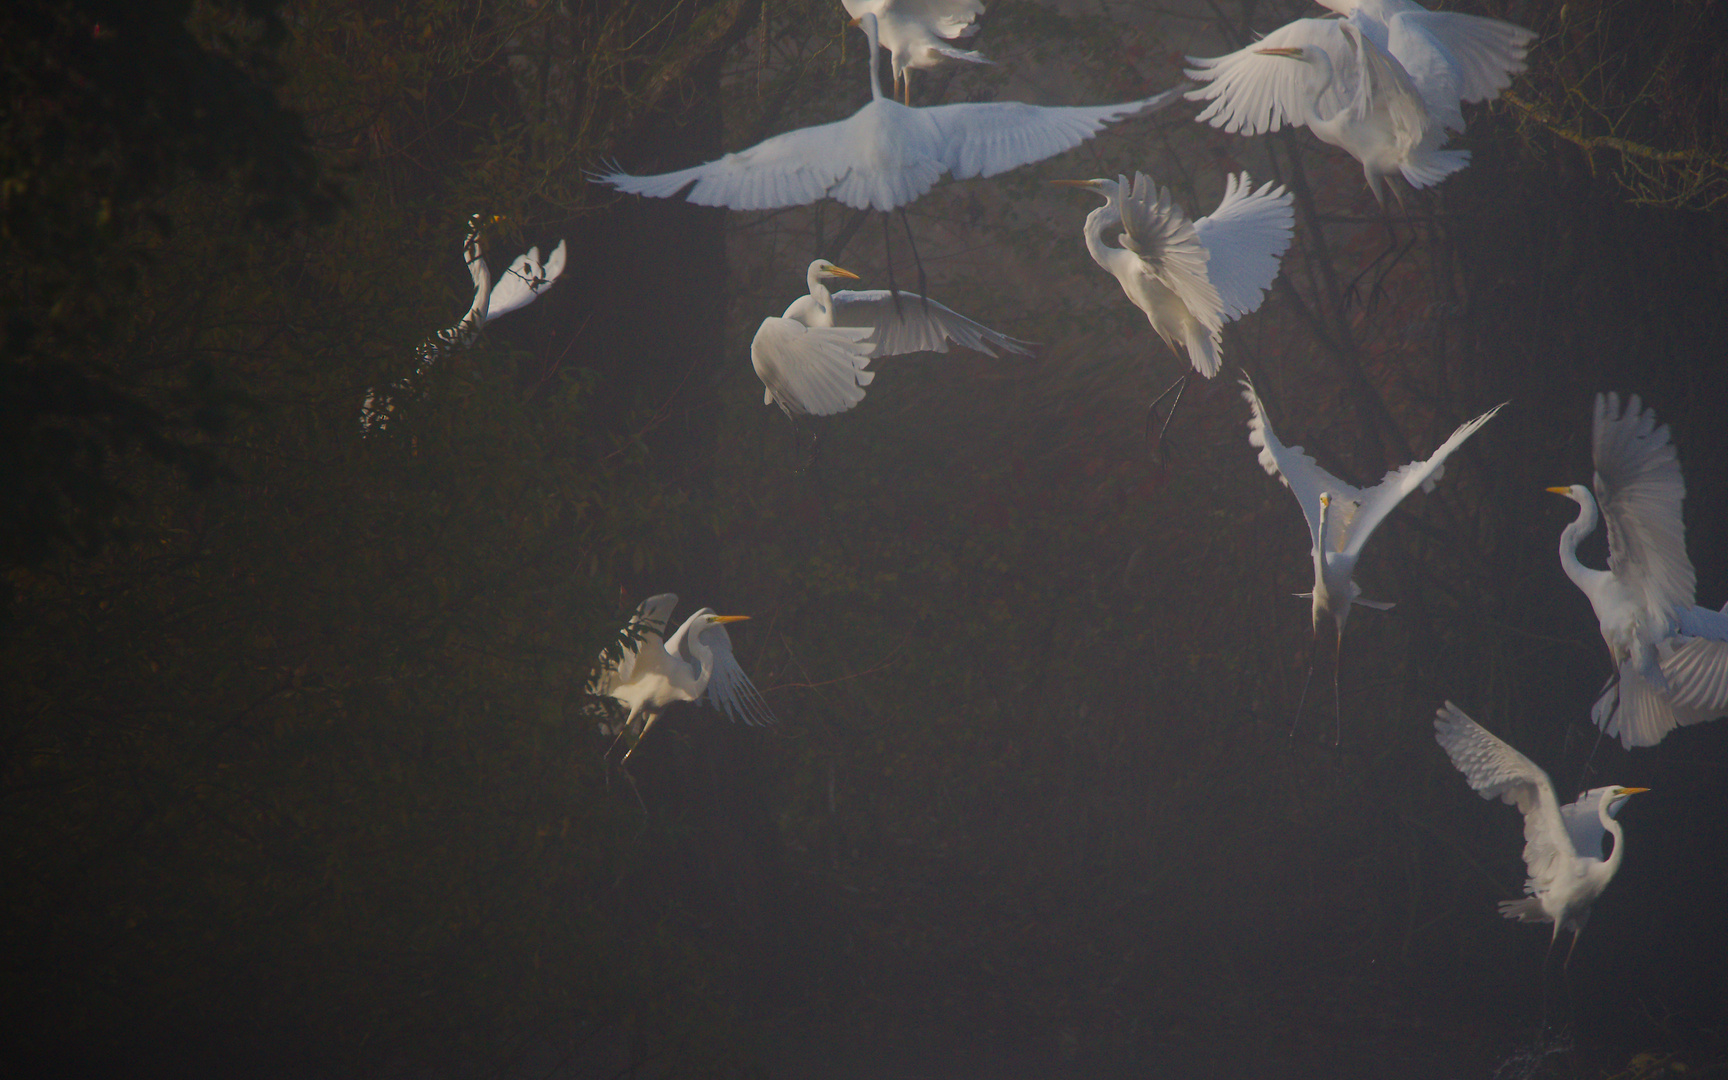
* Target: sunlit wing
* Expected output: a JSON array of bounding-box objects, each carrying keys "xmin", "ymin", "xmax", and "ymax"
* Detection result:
[
  {"xmin": 927, "ymin": 85, "xmax": 1188, "ymax": 180},
  {"xmin": 1336, "ymin": 400, "xmax": 1504, "ymax": 558},
  {"xmin": 1387, "ymin": 8, "xmax": 1533, "ymax": 105},
  {"xmin": 1383, "ymin": 12, "xmax": 1466, "ymax": 131},
  {"xmin": 750, "ymin": 317, "xmax": 876, "ymax": 417},
  {"xmin": 1433, "ymin": 702, "xmax": 1571, "ymax": 895},
  {"xmin": 486, "ymin": 239, "xmax": 568, "ymax": 321},
  {"xmin": 1184, "ymin": 18, "xmax": 1351, "ymax": 136},
  {"xmin": 1343, "ymin": 21, "xmax": 1432, "ymax": 154},
  {"xmin": 1240, "ymin": 376, "xmax": 1359, "ymax": 554},
  {"xmin": 1593, "ymin": 392, "xmax": 1696, "ymax": 636},
  {"xmin": 829, "ymin": 290, "xmax": 1035, "ymax": 358},
  {"xmin": 1119, "ymin": 171, "xmax": 1223, "ymax": 338},
  {"xmin": 596, "ymin": 593, "xmax": 680, "ymax": 693},
  {"xmin": 1192, "ymin": 173, "xmax": 1294, "ymax": 320}
]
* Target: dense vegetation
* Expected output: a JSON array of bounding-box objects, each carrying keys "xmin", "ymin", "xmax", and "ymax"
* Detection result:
[{"xmin": 3, "ymin": 1, "xmax": 1726, "ymax": 1077}]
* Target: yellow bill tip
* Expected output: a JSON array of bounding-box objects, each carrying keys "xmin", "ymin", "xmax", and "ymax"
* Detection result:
[
  {"xmin": 710, "ymin": 614, "xmax": 751, "ymax": 625},
  {"xmin": 1545, "ymin": 486, "xmax": 1571, "ymax": 495}
]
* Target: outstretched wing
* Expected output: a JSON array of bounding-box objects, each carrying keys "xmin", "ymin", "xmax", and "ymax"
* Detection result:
[
  {"xmin": 1337, "ymin": 400, "xmax": 1505, "ymax": 557},
  {"xmin": 1192, "ymin": 173, "xmax": 1294, "ymax": 321},
  {"xmin": 1593, "ymin": 392, "xmax": 1696, "ymax": 637},
  {"xmin": 829, "ymin": 290, "xmax": 1035, "ymax": 358},
  {"xmin": 1240, "ymin": 376, "xmax": 1356, "ymax": 555},
  {"xmin": 596, "ymin": 593, "xmax": 680, "ymax": 694},
  {"xmin": 1184, "ymin": 18, "xmax": 1352, "ymax": 136},
  {"xmin": 1119, "ymin": 171, "xmax": 1223, "ymax": 338},
  {"xmin": 1386, "ymin": 9, "xmax": 1533, "ymax": 105},
  {"xmin": 697, "ymin": 622, "xmax": 778, "ymax": 728},
  {"xmin": 928, "ymin": 85, "xmax": 1188, "ymax": 180},
  {"xmin": 1433, "ymin": 702, "xmax": 1572, "ymax": 898},
  {"xmin": 750, "ymin": 317, "xmax": 876, "ymax": 418},
  {"xmin": 486, "ymin": 239, "xmax": 568, "ymax": 321}
]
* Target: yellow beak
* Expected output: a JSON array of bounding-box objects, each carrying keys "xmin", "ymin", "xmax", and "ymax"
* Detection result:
[
  {"xmin": 1049, "ymin": 179, "xmax": 1103, "ymax": 190},
  {"xmin": 1618, "ymin": 787, "xmax": 1650, "ymax": 796},
  {"xmin": 1545, "ymin": 486, "xmax": 1571, "ymax": 495},
  {"xmin": 711, "ymin": 615, "xmax": 751, "ymax": 625},
  {"xmin": 824, "ymin": 264, "xmax": 861, "ymax": 280}
]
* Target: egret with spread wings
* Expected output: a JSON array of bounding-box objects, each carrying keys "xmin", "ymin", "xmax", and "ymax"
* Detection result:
[
  {"xmin": 842, "ymin": 0, "xmax": 992, "ymax": 105},
  {"xmin": 361, "ymin": 215, "xmax": 567, "ymax": 431},
  {"xmin": 593, "ymin": 593, "xmax": 777, "ymax": 765},
  {"xmin": 1434, "ymin": 701, "xmax": 1648, "ymax": 968},
  {"xmin": 1242, "ymin": 377, "xmax": 1504, "ymax": 740},
  {"xmin": 752, "ymin": 259, "xmax": 1034, "ymax": 420},
  {"xmin": 596, "ymin": 13, "xmax": 1185, "ymax": 214},
  {"xmin": 1058, "ymin": 172, "xmax": 1293, "ymax": 445},
  {"xmin": 1185, "ymin": 4, "xmax": 1525, "ymax": 204},
  {"xmin": 1547, "ymin": 393, "xmax": 1728, "ymax": 748}
]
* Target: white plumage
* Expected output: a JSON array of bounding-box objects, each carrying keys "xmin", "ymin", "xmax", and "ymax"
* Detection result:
[
  {"xmin": 1434, "ymin": 701, "xmax": 1647, "ymax": 966},
  {"xmin": 595, "ymin": 12, "xmax": 1186, "ymax": 213},
  {"xmin": 1547, "ymin": 393, "xmax": 1728, "ymax": 748},
  {"xmin": 1062, "ymin": 172, "xmax": 1293, "ymax": 379},
  {"xmin": 752, "ymin": 259, "xmax": 1033, "ymax": 418},
  {"xmin": 841, "ymin": 0, "xmax": 992, "ymax": 105}
]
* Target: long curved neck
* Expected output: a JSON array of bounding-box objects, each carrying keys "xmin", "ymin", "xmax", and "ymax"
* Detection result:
[
  {"xmin": 458, "ymin": 232, "xmax": 492, "ymax": 341},
  {"xmin": 1305, "ymin": 47, "xmax": 1337, "ymax": 127},
  {"xmin": 806, "ymin": 264, "xmax": 833, "ymax": 315},
  {"xmin": 1598, "ymin": 803, "xmax": 1626, "ymax": 877},
  {"xmin": 1558, "ymin": 492, "xmax": 1610, "ymax": 595},
  {"xmin": 1080, "ymin": 205, "xmax": 1118, "ymax": 270}
]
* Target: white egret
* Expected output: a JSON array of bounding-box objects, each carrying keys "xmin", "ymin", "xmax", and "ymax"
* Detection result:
[
  {"xmin": 841, "ymin": 0, "xmax": 992, "ymax": 106},
  {"xmin": 1187, "ymin": 18, "xmax": 1477, "ymax": 204},
  {"xmin": 1242, "ymin": 376, "xmax": 1504, "ymax": 739},
  {"xmin": 752, "ymin": 258, "xmax": 1035, "ymax": 419},
  {"xmin": 1057, "ymin": 171, "xmax": 1291, "ymax": 447},
  {"xmin": 594, "ymin": 13, "xmax": 1186, "ymax": 214},
  {"xmin": 1547, "ymin": 393, "xmax": 1728, "ymax": 749},
  {"xmin": 593, "ymin": 593, "xmax": 777, "ymax": 765},
  {"xmin": 1434, "ymin": 701, "xmax": 1648, "ymax": 968},
  {"xmin": 361, "ymin": 215, "xmax": 567, "ymax": 431}
]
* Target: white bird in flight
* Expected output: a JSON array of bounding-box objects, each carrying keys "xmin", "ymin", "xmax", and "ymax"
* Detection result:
[
  {"xmin": 1434, "ymin": 701, "xmax": 1648, "ymax": 968},
  {"xmin": 842, "ymin": 0, "xmax": 992, "ymax": 106},
  {"xmin": 361, "ymin": 215, "xmax": 567, "ymax": 431},
  {"xmin": 752, "ymin": 258, "xmax": 1034, "ymax": 419},
  {"xmin": 594, "ymin": 12, "xmax": 1186, "ymax": 213},
  {"xmin": 1184, "ymin": 0, "xmax": 1533, "ymax": 205},
  {"xmin": 1057, "ymin": 171, "xmax": 1292, "ymax": 438},
  {"xmin": 1547, "ymin": 393, "xmax": 1728, "ymax": 749},
  {"xmin": 1242, "ymin": 376, "xmax": 1504, "ymax": 739},
  {"xmin": 593, "ymin": 593, "xmax": 776, "ymax": 765}
]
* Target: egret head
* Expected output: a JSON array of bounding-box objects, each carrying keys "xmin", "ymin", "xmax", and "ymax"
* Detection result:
[
  {"xmin": 1050, "ymin": 177, "xmax": 1123, "ymax": 206},
  {"xmin": 703, "ymin": 613, "xmax": 750, "ymax": 628},
  {"xmin": 1606, "ymin": 785, "xmax": 1649, "ymax": 815},
  {"xmin": 1545, "ymin": 484, "xmax": 1589, "ymax": 505},
  {"xmin": 814, "ymin": 261, "xmax": 860, "ymax": 282}
]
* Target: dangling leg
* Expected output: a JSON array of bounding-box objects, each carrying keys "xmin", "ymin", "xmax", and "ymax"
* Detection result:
[
  {"xmin": 1332, "ymin": 624, "xmax": 1345, "ymax": 746},
  {"xmin": 880, "ymin": 212, "xmax": 904, "ymax": 318},
  {"xmin": 1144, "ymin": 372, "xmax": 1187, "ymax": 462},
  {"xmin": 1291, "ymin": 629, "xmax": 1318, "ymax": 738},
  {"xmin": 902, "ymin": 68, "xmax": 912, "ymax": 106},
  {"xmin": 898, "ymin": 206, "xmax": 930, "ymax": 315}
]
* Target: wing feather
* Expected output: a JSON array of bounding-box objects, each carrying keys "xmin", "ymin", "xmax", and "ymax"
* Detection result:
[
  {"xmin": 751, "ymin": 317, "xmax": 876, "ymax": 418},
  {"xmin": 1192, "ymin": 173, "xmax": 1294, "ymax": 320},
  {"xmin": 1184, "ymin": 19, "xmax": 1352, "ymax": 135},
  {"xmin": 1240, "ymin": 376, "xmax": 1357, "ymax": 554},
  {"xmin": 928, "ymin": 86, "xmax": 1187, "ymax": 180},
  {"xmin": 697, "ymin": 623, "xmax": 778, "ymax": 728},
  {"xmin": 1434, "ymin": 702, "xmax": 1572, "ymax": 898},
  {"xmin": 1337, "ymin": 400, "xmax": 1505, "ymax": 557},
  {"xmin": 1593, "ymin": 392, "xmax": 1696, "ymax": 637},
  {"xmin": 829, "ymin": 290, "xmax": 1034, "ymax": 358},
  {"xmin": 1120, "ymin": 172, "xmax": 1223, "ymax": 340}
]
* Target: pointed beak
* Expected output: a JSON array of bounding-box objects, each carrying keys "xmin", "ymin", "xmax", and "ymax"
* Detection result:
[
  {"xmin": 1618, "ymin": 787, "xmax": 1650, "ymax": 796},
  {"xmin": 710, "ymin": 615, "xmax": 751, "ymax": 625},
  {"xmin": 1050, "ymin": 179, "xmax": 1103, "ymax": 190},
  {"xmin": 1255, "ymin": 46, "xmax": 1304, "ymax": 58},
  {"xmin": 1545, "ymin": 486, "xmax": 1571, "ymax": 495},
  {"xmin": 847, "ymin": 15, "xmax": 861, "ymax": 26},
  {"xmin": 825, "ymin": 265, "xmax": 861, "ymax": 280}
]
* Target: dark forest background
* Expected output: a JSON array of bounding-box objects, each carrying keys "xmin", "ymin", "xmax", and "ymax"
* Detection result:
[{"xmin": 4, "ymin": 1, "xmax": 1727, "ymax": 1077}]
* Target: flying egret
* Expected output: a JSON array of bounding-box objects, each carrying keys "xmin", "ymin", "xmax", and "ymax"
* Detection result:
[
  {"xmin": 1434, "ymin": 701, "xmax": 1648, "ymax": 968},
  {"xmin": 361, "ymin": 215, "xmax": 568, "ymax": 431},
  {"xmin": 1242, "ymin": 377, "xmax": 1504, "ymax": 740},
  {"xmin": 1186, "ymin": 18, "xmax": 1474, "ymax": 205},
  {"xmin": 1058, "ymin": 172, "xmax": 1293, "ymax": 445},
  {"xmin": 841, "ymin": 0, "xmax": 992, "ymax": 106},
  {"xmin": 1547, "ymin": 393, "xmax": 1728, "ymax": 749},
  {"xmin": 593, "ymin": 593, "xmax": 777, "ymax": 766},
  {"xmin": 594, "ymin": 13, "xmax": 1186, "ymax": 214},
  {"xmin": 752, "ymin": 258, "xmax": 1035, "ymax": 420}
]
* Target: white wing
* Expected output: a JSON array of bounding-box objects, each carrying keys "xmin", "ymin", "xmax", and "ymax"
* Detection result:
[
  {"xmin": 675, "ymin": 615, "xmax": 778, "ymax": 728},
  {"xmin": 1383, "ymin": 13, "xmax": 1466, "ymax": 132},
  {"xmin": 829, "ymin": 290, "xmax": 1035, "ymax": 358},
  {"xmin": 1433, "ymin": 702, "xmax": 1573, "ymax": 898},
  {"xmin": 1343, "ymin": 20, "xmax": 1436, "ymax": 158},
  {"xmin": 596, "ymin": 592, "xmax": 680, "ymax": 694},
  {"xmin": 1385, "ymin": 9, "xmax": 1532, "ymax": 105},
  {"xmin": 843, "ymin": 0, "xmax": 983, "ymax": 38},
  {"xmin": 1119, "ymin": 171, "xmax": 1223, "ymax": 338},
  {"xmin": 1656, "ymin": 631, "xmax": 1728, "ymax": 716},
  {"xmin": 1240, "ymin": 376, "xmax": 1358, "ymax": 554},
  {"xmin": 597, "ymin": 106, "xmax": 945, "ymax": 212},
  {"xmin": 1593, "ymin": 392, "xmax": 1696, "ymax": 636},
  {"xmin": 927, "ymin": 85, "xmax": 1188, "ymax": 181},
  {"xmin": 1335, "ymin": 400, "xmax": 1505, "ymax": 558},
  {"xmin": 1192, "ymin": 173, "xmax": 1294, "ymax": 320},
  {"xmin": 485, "ymin": 239, "xmax": 567, "ymax": 321},
  {"xmin": 1185, "ymin": 18, "xmax": 1353, "ymax": 136},
  {"xmin": 750, "ymin": 317, "xmax": 876, "ymax": 417}
]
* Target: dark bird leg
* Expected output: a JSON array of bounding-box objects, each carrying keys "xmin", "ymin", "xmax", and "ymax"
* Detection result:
[
  {"xmin": 1333, "ymin": 624, "xmax": 1345, "ymax": 746},
  {"xmin": 880, "ymin": 212, "xmax": 905, "ymax": 319},
  {"xmin": 1291, "ymin": 629, "xmax": 1318, "ymax": 738},
  {"xmin": 1144, "ymin": 372, "xmax": 1188, "ymax": 462},
  {"xmin": 898, "ymin": 206, "xmax": 931, "ymax": 315}
]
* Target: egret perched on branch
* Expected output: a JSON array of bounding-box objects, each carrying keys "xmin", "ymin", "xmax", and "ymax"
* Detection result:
[
  {"xmin": 1183, "ymin": 2, "xmax": 1528, "ymax": 204},
  {"xmin": 361, "ymin": 215, "xmax": 567, "ymax": 431},
  {"xmin": 595, "ymin": 13, "xmax": 1185, "ymax": 214},
  {"xmin": 1057, "ymin": 172, "xmax": 1292, "ymax": 446},
  {"xmin": 593, "ymin": 593, "xmax": 777, "ymax": 765},
  {"xmin": 1547, "ymin": 393, "xmax": 1728, "ymax": 749},
  {"xmin": 1434, "ymin": 701, "xmax": 1648, "ymax": 968},
  {"xmin": 842, "ymin": 0, "xmax": 992, "ymax": 105},
  {"xmin": 752, "ymin": 259, "xmax": 1034, "ymax": 420},
  {"xmin": 1242, "ymin": 377, "xmax": 1504, "ymax": 740}
]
